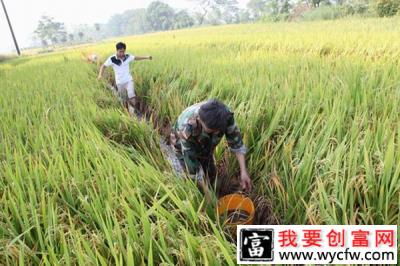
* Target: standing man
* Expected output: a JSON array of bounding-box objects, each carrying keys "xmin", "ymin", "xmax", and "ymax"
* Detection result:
[
  {"xmin": 98, "ymin": 42, "xmax": 152, "ymax": 110},
  {"xmin": 170, "ymin": 99, "xmax": 252, "ymax": 195}
]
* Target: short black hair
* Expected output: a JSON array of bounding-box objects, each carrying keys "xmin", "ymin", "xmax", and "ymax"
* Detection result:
[
  {"xmin": 198, "ymin": 99, "xmax": 233, "ymax": 131},
  {"xmin": 116, "ymin": 42, "xmax": 126, "ymax": 50}
]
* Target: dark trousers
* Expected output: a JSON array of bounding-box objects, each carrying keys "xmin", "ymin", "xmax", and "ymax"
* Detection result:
[
  {"xmin": 199, "ymin": 156, "xmax": 217, "ymax": 185},
  {"xmin": 178, "ymin": 155, "xmax": 217, "ymax": 185}
]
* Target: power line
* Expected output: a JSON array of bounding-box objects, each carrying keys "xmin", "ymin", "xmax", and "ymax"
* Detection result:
[{"xmin": 1, "ymin": 0, "xmax": 20, "ymax": 55}]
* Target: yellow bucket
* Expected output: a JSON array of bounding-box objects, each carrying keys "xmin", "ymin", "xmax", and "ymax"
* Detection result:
[{"xmin": 217, "ymin": 193, "xmax": 255, "ymax": 226}]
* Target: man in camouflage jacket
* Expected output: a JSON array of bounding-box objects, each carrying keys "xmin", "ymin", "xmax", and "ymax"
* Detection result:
[{"xmin": 170, "ymin": 99, "xmax": 252, "ymax": 193}]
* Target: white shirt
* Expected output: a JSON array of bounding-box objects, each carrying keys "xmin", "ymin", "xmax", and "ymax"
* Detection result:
[{"xmin": 104, "ymin": 54, "xmax": 135, "ymax": 85}]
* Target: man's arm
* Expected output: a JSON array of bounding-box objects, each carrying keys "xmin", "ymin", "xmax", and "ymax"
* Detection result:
[
  {"xmin": 225, "ymin": 114, "xmax": 252, "ymax": 192},
  {"xmin": 235, "ymin": 152, "xmax": 252, "ymax": 192},
  {"xmin": 97, "ymin": 64, "xmax": 106, "ymax": 80},
  {"xmin": 134, "ymin": 55, "xmax": 152, "ymax": 61},
  {"xmin": 98, "ymin": 57, "xmax": 112, "ymax": 80}
]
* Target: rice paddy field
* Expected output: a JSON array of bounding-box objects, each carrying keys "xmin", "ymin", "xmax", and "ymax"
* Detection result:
[{"xmin": 1, "ymin": 17, "xmax": 400, "ymax": 264}]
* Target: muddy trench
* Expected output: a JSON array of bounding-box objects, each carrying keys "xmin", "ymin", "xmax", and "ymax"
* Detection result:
[{"xmin": 91, "ymin": 62, "xmax": 279, "ymax": 225}]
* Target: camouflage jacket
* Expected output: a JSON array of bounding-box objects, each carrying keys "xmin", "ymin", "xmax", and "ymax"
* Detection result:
[{"xmin": 171, "ymin": 102, "xmax": 246, "ymax": 181}]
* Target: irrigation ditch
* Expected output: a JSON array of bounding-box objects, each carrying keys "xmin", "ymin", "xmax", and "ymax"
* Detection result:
[{"xmin": 89, "ymin": 61, "xmax": 279, "ymax": 227}]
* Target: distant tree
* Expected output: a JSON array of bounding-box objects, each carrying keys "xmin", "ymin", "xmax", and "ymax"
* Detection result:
[
  {"xmin": 146, "ymin": 1, "xmax": 175, "ymax": 31},
  {"xmin": 34, "ymin": 16, "xmax": 67, "ymax": 46},
  {"xmin": 269, "ymin": 0, "xmax": 280, "ymax": 16},
  {"xmin": 104, "ymin": 9, "xmax": 151, "ymax": 36},
  {"xmin": 68, "ymin": 33, "xmax": 74, "ymax": 42},
  {"xmin": 60, "ymin": 35, "xmax": 68, "ymax": 43},
  {"xmin": 124, "ymin": 9, "xmax": 151, "ymax": 34},
  {"xmin": 191, "ymin": 0, "xmax": 214, "ymax": 25},
  {"xmin": 173, "ymin": 10, "xmax": 195, "ymax": 29},
  {"xmin": 68, "ymin": 24, "xmax": 105, "ymax": 43},
  {"xmin": 288, "ymin": 1, "xmax": 312, "ymax": 21},
  {"xmin": 307, "ymin": 0, "xmax": 332, "ymax": 8},
  {"xmin": 375, "ymin": 0, "xmax": 399, "ymax": 16},
  {"xmin": 220, "ymin": 0, "xmax": 240, "ymax": 23},
  {"xmin": 107, "ymin": 14, "xmax": 126, "ymax": 36},
  {"xmin": 191, "ymin": 0, "xmax": 240, "ymax": 25},
  {"xmin": 263, "ymin": 0, "xmax": 294, "ymax": 20},
  {"xmin": 310, "ymin": 0, "xmax": 321, "ymax": 7},
  {"xmin": 207, "ymin": 8, "xmax": 223, "ymax": 24},
  {"xmin": 280, "ymin": 0, "xmax": 292, "ymax": 14},
  {"xmin": 50, "ymin": 36, "xmax": 58, "ymax": 44},
  {"xmin": 339, "ymin": 0, "xmax": 370, "ymax": 15},
  {"xmin": 247, "ymin": 0, "xmax": 269, "ymax": 19},
  {"xmin": 238, "ymin": 9, "xmax": 252, "ymax": 22},
  {"xmin": 78, "ymin": 32, "xmax": 84, "ymax": 40}
]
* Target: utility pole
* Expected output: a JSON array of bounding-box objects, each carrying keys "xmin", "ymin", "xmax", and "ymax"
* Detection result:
[{"xmin": 1, "ymin": 0, "xmax": 20, "ymax": 55}]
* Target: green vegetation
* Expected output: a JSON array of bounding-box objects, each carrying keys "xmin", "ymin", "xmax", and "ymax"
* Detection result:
[
  {"xmin": 31, "ymin": 0, "xmax": 399, "ymax": 50},
  {"xmin": 1, "ymin": 17, "xmax": 400, "ymax": 264},
  {"xmin": 375, "ymin": 0, "xmax": 400, "ymax": 17}
]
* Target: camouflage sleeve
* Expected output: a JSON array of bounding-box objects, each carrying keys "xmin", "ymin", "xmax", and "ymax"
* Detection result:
[{"xmin": 225, "ymin": 114, "xmax": 247, "ymax": 154}]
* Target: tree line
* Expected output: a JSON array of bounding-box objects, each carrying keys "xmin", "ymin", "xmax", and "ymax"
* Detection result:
[{"xmin": 34, "ymin": 0, "xmax": 399, "ymax": 47}]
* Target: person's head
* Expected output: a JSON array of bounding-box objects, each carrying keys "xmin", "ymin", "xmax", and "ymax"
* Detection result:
[
  {"xmin": 198, "ymin": 99, "xmax": 233, "ymax": 134},
  {"xmin": 116, "ymin": 42, "xmax": 126, "ymax": 58}
]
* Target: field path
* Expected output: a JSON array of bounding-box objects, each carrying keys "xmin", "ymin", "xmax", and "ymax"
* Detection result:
[{"xmin": 104, "ymin": 82, "xmax": 185, "ymax": 176}]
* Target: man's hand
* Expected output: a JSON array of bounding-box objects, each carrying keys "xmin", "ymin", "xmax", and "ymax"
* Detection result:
[
  {"xmin": 135, "ymin": 56, "xmax": 152, "ymax": 61},
  {"xmin": 240, "ymin": 170, "xmax": 252, "ymax": 193},
  {"xmin": 235, "ymin": 152, "xmax": 252, "ymax": 193}
]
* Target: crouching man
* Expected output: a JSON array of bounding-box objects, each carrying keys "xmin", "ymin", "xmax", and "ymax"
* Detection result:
[
  {"xmin": 170, "ymin": 99, "xmax": 252, "ymax": 195},
  {"xmin": 98, "ymin": 42, "xmax": 152, "ymax": 110}
]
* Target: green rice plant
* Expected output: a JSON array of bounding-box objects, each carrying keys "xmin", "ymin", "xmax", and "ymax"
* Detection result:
[{"xmin": 1, "ymin": 17, "xmax": 400, "ymax": 264}]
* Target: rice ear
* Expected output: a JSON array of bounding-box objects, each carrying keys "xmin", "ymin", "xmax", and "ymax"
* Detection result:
[{"xmin": 250, "ymin": 195, "xmax": 281, "ymax": 225}]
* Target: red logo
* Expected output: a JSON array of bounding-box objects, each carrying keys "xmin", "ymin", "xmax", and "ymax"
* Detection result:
[
  {"xmin": 376, "ymin": 230, "xmax": 395, "ymax": 247},
  {"xmin": 302, "ymin": 229, "xmax": 322, "ymax": 247},
  {"xmin": 278, "ymin": 230, "xmax": 298, "ymax": 247},
  {"xmin": 327, "ymin": 229, "xmax": 345, "ymax": 247},
  {"xmin": 351, "ymin": 230, "xmax": 369, "ymax": 247}
]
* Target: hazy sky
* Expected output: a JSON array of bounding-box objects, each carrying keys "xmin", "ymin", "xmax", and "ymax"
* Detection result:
[{"xmin": 0, "ymin": 0, "xmax": 249, "ymax": 53}]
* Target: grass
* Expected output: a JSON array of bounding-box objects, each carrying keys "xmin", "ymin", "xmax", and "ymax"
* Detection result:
[{"xmin": 1, "ymin": 17, "xmax": 400, "ymax": 264}]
